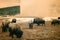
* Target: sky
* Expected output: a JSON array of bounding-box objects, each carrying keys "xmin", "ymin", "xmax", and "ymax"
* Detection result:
[
  {"xmin": 0, "ymin": 0, "xmax": 60, "ymax": 17},
  {"xmin": 0, "ymin": 0, "xmax": 20, "ymax": 8},
  {"xmin": 20, "ymin": 0, "xmax": 60, "ymax": 17}
]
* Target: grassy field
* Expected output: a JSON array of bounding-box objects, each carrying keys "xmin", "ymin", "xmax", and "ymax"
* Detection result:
[{"xmin": 0, "ymin": 21, "xmax": 60, "ymax": 40}]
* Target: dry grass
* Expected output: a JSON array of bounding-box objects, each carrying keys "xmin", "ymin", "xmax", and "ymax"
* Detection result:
[{"xmin": 0, "ymin": 21, "xmax": 60, "ymax": 40}]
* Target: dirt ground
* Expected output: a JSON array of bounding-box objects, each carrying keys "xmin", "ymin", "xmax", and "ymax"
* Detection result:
[{"xmin": 0, "ymin": 20, "xmax": 60, "ymax": 40}]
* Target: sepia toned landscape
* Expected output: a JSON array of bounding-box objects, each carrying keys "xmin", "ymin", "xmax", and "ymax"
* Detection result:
[
  {"xmin": 20, "ymin": 0, "xmax": 60, "ymax": 17},
  {"xmin": 0, "ymin": 17, "xmax": 60, "ymax": 40},
  {"xmin": 0, "ymin": 0, "xmax": 60, "ymax": 40}
]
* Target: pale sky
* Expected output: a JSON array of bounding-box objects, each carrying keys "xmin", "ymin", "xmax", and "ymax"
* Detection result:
[
  {"xmin": 20, "ymin": 0, "xmax": 60, "ymax": 17},
  {"xmin": 0, "ymin": 0, "xmax": 60, "ymax": 17},
  {"xmin": 0, "ymin": 0, "xmax": 20, "ymax": 8}
]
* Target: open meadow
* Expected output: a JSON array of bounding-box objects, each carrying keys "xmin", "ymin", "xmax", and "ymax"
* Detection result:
[{"xmin": 0, "ymin": 18, "xmax": 60, "ymax": 40}]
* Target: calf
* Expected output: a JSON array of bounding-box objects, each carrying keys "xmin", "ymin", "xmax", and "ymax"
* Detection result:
[{"xmin": 29, "ymin": 23, "xmax": 33, "ymax": 29}]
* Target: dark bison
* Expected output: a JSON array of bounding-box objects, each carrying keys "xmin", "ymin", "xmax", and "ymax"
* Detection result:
[
  {"xmin": 9, "ymin": 19, "xmax": 23, "ymax": 38},
  {"xmin": 51, "ymin": 19, "xmax": 60, "ymax": 26},
  {"xmin": 58, "ymin": 17, "xmax": 60, "ymax": 19},
  {"xmin": 1, "ymin": 19, "xmax": 10, "ymax": 32},
  {"xmin": 33, "ymin": 18, "xmax": 45, "ymax": 26},
  {"xmin": 29, "ymin": 23, "xmax": 33, "ymax": 29}
]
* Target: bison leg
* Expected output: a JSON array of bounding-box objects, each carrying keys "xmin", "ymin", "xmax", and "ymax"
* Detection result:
[
  {"xmin": 9, "ymin": 32, "xmax": 14, "ymax": 38},
  {"xmin": 16, "ymin": 31, "xmax": 23, "ymax": 38},
  {"xmin": 53, "ymin": 23, "xmax": 56, "ymax": 26},
  {"xmin": 37, "ymin": 23, "xmax": 40, "ymax": 26},
  {"xmin": 2, "ymin": 27, "xmax": 7, "ymax": 32},
  {"xmin": 9, "ymin": 30, "xmax": 14, "ymax": 38},
  {"xmin": 29, "ymin": 23, "xmax": 33, "ymax": 29},
  {"xmin": 43, "ymin": 23, "xmax": 45, "ymax": 26},
  {"xmin": 51, "ymin": 22, "xmax": 55, "ymax": 26}
]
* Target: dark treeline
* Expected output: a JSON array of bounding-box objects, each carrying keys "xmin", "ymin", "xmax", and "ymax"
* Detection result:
[{"xmin": 0, "ymin": 6, "xmax": 20, "ymax": 16}]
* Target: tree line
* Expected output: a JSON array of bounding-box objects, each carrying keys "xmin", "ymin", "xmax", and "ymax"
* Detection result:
[{"xmin": 0, "ymin": 6, "xmax": 20, "ymax": 16}]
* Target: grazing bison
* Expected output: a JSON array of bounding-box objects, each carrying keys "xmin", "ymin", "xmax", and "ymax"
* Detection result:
[
  {"xmin": 9, "ymin": 19, "xmax": 23, "ymax": 38},
  {"xmin": 51, "ymin": 19, "xmax": 60, "ymax": 26},
  {"xmin": 1, "ymin": 19, "xmax": 10, "ymax": 32},
  {"xmin": 33, "ymin": 18, "xmax": 45, "ymax": 26}
]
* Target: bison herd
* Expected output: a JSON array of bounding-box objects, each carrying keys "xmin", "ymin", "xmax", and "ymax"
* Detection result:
[
  {"xmin": 29, "ymin": 17, "xmax": 60, "ymax": 28},
  {"xmin": 1, "ymin": 17, "xmax": 60, "ymax": 38}
]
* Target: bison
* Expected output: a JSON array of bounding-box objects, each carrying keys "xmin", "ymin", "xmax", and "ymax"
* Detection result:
[
  {"xmin": 29, "ymin": 23, "xmax": 33, "ymax": 29},
  {"xmin": 1, "ymin": 19, "xmax": 10, "ymax": 32},
  {"xmin": 58, "ymin": 17, "xmax": 60, "ymax": 19},
  {"xmin": 9, "ymin": 19, "xmax": 23, "ymax": 38},
  {"xmin": 51, "ymin": 19, "xmax": 60, "ymax": 26},
  {"xmin": 33, "ymin": 18, "xmax": 45, "ymax": 26}
]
